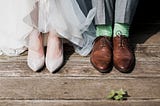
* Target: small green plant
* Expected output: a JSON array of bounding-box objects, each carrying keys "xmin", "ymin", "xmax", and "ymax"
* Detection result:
[{"xmin": 107, "ymin": 89, "xmax": 129, "ymax": 100}]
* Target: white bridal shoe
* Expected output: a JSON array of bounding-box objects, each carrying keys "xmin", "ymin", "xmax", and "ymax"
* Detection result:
[
  {"xmin": 45, "ymin": 52, "xmax": 63, "ymax": 73},
  {"xmin": 27, "ymin": 50, "xmax": 45, "ymax": 72},
  {"xmin": 45, "ymin": 32, "xmax": 64, "ymax": 73},
  {"xmin": 27, "ymin": 30, "xmax": 45, "ymax": 72}
]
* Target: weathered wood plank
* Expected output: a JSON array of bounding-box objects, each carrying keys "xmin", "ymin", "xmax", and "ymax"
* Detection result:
[
  {"xmin": 0, "ymin": 44, "xmax": 160, "ymax": 61},
  {"xmin": 0, "ymin": 100, "xmax": 160, "ymax": 106},
  {"xmin": 0, "ymin": 60, "xmax": 160, "ymax": 77},
  {"xmin": 0, "ymin": 59, "xmax": 159, "ymax": 77},
  {"xmin": 0, "ymin": 44, "xmax": 160, "ymax": 77},
  {"xmin": 0, "ymin": 77, "xmax": 159, "ymax": 100}
]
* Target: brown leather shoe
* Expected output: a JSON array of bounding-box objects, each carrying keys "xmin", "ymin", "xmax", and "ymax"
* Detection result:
[
  {"xmin": 90, "ymin": 36, "xmax": 113, "ymax": 73},
  {"xmin": 113, "ymin": 35, "xmax": 135, "ymax": 73}
]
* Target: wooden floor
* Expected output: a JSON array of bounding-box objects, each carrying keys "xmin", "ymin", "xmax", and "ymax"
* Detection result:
[
  {"xmin": 0, "ymin": 23, "xmax": 160, "ymax": 106},
  {"xmin": 1, "ymin": 1, "xmax": 160, "ymax": 105}
]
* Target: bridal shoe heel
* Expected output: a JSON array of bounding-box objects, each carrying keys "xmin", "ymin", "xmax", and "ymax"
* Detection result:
[
  {"xmin": 27, "ymin": 30, "xmax": 45, "ymax": 72},
  {"xmin": 27, "ymin": 50, "xmax": 45, "ymax": 72}
]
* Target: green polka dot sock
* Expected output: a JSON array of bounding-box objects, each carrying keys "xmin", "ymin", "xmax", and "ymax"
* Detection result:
[
  {"xmin": 96, "ymin": 25, "xmax": 112, "ymax": 37},
  {"xmin": 113, "ymin": 23, "xmax": 130, "ymax": 37}
]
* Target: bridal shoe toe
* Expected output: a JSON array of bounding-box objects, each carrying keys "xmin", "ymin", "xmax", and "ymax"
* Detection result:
[
  {"xmin": 46, "ymin": 54, "xmax": 64, "ymax": 73},
  {"xmin": 27, "ymin": 50, "xmax": 45, "ymax": 72}
]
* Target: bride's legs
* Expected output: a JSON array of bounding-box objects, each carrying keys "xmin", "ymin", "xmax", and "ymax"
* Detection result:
[
  {"xmin": 46, "ymin": 30, "xmax": 63, "ymax": 73},
  {"xmin": 27, "ymin": 29, "xmax": 45, "ymax": 71}
]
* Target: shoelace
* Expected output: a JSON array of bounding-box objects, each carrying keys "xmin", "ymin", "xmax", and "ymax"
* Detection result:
[{"xmin": 119, "ymin": 36, "xmax": 128, "ymax": 48}]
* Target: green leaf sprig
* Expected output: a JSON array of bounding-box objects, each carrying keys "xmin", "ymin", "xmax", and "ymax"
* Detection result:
[{"xmin": 107, "ymin": 89, "xmax": 129, "ymax": 100}]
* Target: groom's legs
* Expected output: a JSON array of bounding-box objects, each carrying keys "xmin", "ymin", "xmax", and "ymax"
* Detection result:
[
  {"xmin": 114, "ymin": 0, "xmax": 139, "ymax": 37},
  {"xmin": 92, "ymin": 0, "xmax": 114, "ymax": 25},
  {"xmin": 115, "ymin": 0, "xmax": 139, "ymax": 25},
  {"xmin": 113, "ymin": 0, "xmax": 139, "ymax": 73},
  {"xmin": 90, "ymin": 0, "xmax": 114, "ymax": 73},
  {"xmin": 92, "ymin": 0, "xmax": 114, "ymax": 37}
]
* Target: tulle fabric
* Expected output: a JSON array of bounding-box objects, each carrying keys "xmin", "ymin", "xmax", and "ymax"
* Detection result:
[
  {"xmin": 0, "ymin": 0, "xmax": 36, "ymax": 56},
  {"xmin": 25, "ymin": 0, "xmax": 96, "ymax": 56}
]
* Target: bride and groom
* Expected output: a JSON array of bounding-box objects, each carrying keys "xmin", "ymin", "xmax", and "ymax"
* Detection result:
[{"xmin": 0, "ymin": 0, "xmax": 138, "ymax": 73}]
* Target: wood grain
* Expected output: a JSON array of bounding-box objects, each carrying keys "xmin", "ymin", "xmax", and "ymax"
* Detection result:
[
  {"xmin": 0, "ymin": 100, "xmax": 160, "ymax": 106},
  {"xmin": 0, "ymin": 44, "xmax": 159, "ymax": 77},
  {"xmin": 0, "ymin": 77, "xmax": 159, "ymax": 100},
  {"xmin": 0, "ymin": 24, "xmax": 159, "ymax": 105}
]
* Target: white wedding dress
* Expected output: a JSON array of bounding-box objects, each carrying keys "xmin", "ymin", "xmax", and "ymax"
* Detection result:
[
  {"xmin": 0, "ymin": 0, "xmax": 96, "ymax": 56},
  {"xmin": 0, "ymin": 0, "xmax": 35, "ymax": 56},
  {"xmin": 25, "ymin": 0, "xmax": 96, "ymax": 56}
]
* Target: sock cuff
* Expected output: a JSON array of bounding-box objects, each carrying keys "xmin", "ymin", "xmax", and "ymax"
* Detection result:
[
  {"xmin": 113, "ymin": 23, "xmax": 130, "ymax": 37},
  {"xmin": 96, "ymin": 25, "xmax": 112, "ymax": 37}
]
